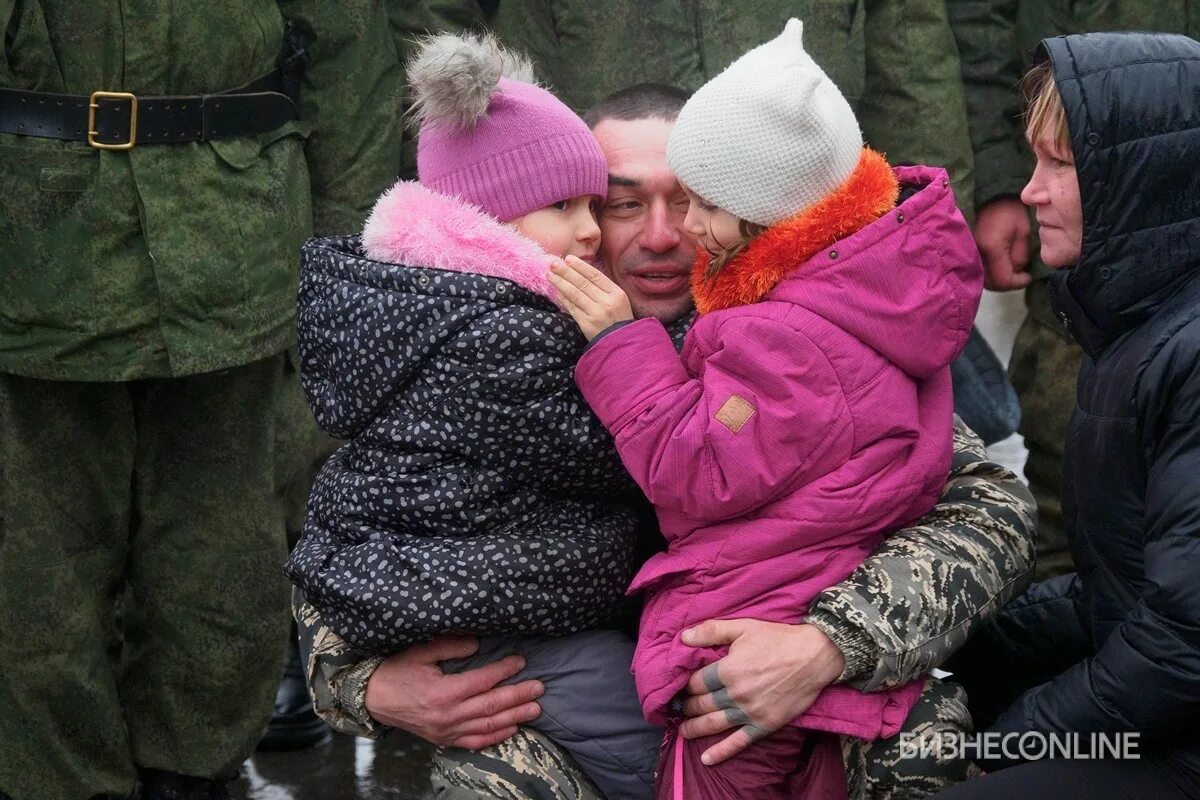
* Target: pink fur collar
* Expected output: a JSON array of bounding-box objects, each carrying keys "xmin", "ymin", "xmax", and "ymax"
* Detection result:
[{"xmin": 362, "ymin": 181, "xmax": 557, "ymax": 302}]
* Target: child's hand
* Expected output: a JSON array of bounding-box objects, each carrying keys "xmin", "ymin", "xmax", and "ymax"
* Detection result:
[{"xmin": 547, "ymin": 255, "xmax": 634, "ymax": 341}]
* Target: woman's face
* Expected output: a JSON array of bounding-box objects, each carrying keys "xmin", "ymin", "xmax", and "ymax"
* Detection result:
[
  {"xmin": 680, "ymin": 185, "xmax": 745, "ymax": 255},
  {"xmin": 1021, "ymin": 133, "xmax": 1083, "ymax": 268},
  {"xmin": 512, "ymin": 195, "xmax": 602, "ymax": 263}
]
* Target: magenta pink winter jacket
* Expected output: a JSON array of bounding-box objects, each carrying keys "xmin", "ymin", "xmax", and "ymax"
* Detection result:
[{"xmin": 575, "ymin": 155, "xmax": 983, "ymax": 736}]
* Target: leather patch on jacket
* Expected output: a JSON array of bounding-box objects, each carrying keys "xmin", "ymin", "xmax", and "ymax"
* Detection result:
[{"xmin": 715, "ymin": 395, "xmax": 755, "ymax": 433}]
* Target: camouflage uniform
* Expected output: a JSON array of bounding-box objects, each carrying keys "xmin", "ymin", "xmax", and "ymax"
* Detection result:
[
  {"xmin": 490, "ymin": 0, "xmax": 977, "ymax": 220},
  {"xmin": 951, "ymin": 0, "xmax": 1200, "ymax": 577},
  {"xmin": 430, "ymin": 681, "xmax": 983, "ymax": 800},
  {"xmin": 0, "ymin": 3, "xmax": 401, "ymax": 798},
  {"xmin": 295, "ymin": 418, "xmax": 1036, "ymax": 796}
]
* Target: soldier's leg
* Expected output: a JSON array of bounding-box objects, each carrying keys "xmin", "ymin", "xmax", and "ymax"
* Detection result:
[
  {"xmin": 1008, "ymin": 281, "xmax": 1082, "ymax": 578},
  {"xmin": 0, "ymin": 375, "xmax": 138, "ymax": 800},
  {"xmin": 120, "ymin": 355, "xmax": 290, "ymax": 779},
  {"xmin": 259, "ymin": 349, "xmax": 337, "ymax": 752},
  {"xmin": 843, "ymin": 679, "xmax": 980, "ymax": 799},
  {"xmin": 431, "ymin": 728, "xmax": 604, "ymax": 800}
]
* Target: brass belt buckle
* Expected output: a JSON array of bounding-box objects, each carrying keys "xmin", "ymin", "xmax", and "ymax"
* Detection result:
[{"xmin": 88, "ymin": 91, "xmax": 137, "ymax": 150}]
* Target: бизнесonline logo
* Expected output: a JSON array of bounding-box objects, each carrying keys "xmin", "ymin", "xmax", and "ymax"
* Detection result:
[{"xmin": 898, "ymin": 732, "xmax": 1141, "ymax": 761}]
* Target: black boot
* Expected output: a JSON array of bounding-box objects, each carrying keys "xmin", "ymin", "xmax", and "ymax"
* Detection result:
[
  {"xmin": 256, "ymin": 633, "xmax": 332, "ymax": 752},
  {"xmin": 133, "ymin": 769, "xmax": 230, "ymax": 800}
]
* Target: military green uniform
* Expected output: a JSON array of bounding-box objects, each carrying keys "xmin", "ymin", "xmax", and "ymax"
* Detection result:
[
  {"xmin": 491, "ymin": 0, "xmax": 977, "ymax": 219},
  {"xmin": 296, "ymin": 418, "xmax": 1037, "ymax": 796},
  {"xmin": 0, "ymin": 3, "xmax": 402, "ymax": 798},
  {"xmin": 951, "ymin": 0, "xmax": 1200, "ymax": 577}
]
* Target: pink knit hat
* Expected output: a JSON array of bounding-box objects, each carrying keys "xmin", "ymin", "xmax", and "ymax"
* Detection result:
[{"xmin": 408, "ymin": 34, "xmax": 607, "ymax": 222}]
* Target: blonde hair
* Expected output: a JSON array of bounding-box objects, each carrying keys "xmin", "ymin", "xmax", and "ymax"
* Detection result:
[
  {"xmin": 1021, "ymin": 60, "xmax": 1070, "ymax": 151},
  {"xmin": 704, "ymin": 218, "xmax": 767, "ymax": 279}
]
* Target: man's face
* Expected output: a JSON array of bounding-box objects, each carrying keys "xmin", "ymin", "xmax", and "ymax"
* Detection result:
[
  {"xmin": 593, "ymin": 118, "xmax": 697, "ymax": 323},
  {"xmin": 1021, "ymin": 132, "xmax": 1083, "ymax": 268}
]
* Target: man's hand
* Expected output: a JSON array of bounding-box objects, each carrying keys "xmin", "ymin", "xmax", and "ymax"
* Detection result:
[
  {"xmin": 974, "ymin": 196, "xmax": 1033, "ymax": 291},
  {"xmin": 547, "ymin": 255, "xmax": 634, "ymax": 340},
  {"xmin": 364, "ymin": 635, "xmax": 544, "ymax": 750},
  {"xmin": 678, "ymin": 620, "xmax": 845, "ymax": 766}
]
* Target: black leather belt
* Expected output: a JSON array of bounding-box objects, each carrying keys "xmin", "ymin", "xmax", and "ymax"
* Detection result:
[{"xmin": 0, "ymin": 69, "xmax": 298, "ymax": 150}]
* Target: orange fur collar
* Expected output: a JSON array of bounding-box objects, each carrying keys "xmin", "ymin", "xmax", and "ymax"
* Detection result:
[{"xmin": 690, "ymin": 148, "xmax": 899, "ymax": 315}]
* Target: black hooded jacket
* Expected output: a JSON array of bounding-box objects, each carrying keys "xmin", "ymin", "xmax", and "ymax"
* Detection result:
[{"xmin": 984, "ymin": 32, "xmax": 1200, "ymax": 773}]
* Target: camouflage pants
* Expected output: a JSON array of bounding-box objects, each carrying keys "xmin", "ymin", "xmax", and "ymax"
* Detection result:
[
  {"xmin": 430, "ymin": 679, "xmax": 979, "ymax": 800},
  {"xmin": 0, "ymin": 357, "xmax": 292, "ymax": 800},
  {"xmin": 1008, "ymin": 281, "xmax": 1083, "ymax": 579}
]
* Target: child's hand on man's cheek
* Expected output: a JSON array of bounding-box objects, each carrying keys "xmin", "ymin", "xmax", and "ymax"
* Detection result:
[{"xmin": 547, "ymin": 255, "xmax": 634, "ymax": 341}]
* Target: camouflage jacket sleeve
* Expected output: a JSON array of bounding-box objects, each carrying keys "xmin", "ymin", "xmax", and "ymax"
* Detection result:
[
  {"xmin": 860, "ymin": 0, "xmax": 977, "ymax": 222},
  {"xmin": 294, "ymin": 586, "xmax": 387, "ymax": 738},
  {"xmin": 277, "ymin": 0, "xmax": 405, "ymax": 235},
  {"xmin": 804, "ymin": 417, "xmax": 1037, "ymax": 692},
  {"xmin": 946, "ymin": 0, "xmax": 1032, "ymax": 210}
]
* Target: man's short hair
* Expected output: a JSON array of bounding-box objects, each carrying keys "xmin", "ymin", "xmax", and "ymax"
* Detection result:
[{"xmin": 583, "ymin": 83, "xmax": 691, "ymax": 129}]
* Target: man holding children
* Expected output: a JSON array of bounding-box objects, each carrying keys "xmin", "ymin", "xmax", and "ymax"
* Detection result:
[{"xmin": 290, "ymin": 27, "xmax": 1044, "ymax": 799}]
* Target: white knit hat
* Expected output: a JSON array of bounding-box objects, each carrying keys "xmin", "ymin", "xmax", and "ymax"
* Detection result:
[{"xmin": 667, "ymin": 18, "xmax": 863, "ymax": 227}]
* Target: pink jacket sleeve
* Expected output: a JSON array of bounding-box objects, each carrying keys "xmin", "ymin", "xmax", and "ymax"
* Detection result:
[{"xmin": 575, "ymin": 315, "xmax": 853, "ymax": 524}]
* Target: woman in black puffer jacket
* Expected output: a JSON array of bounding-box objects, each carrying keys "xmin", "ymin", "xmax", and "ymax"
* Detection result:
[{"xmin": 934, "ymin": 32, "xmax": 1200, "ymax": 800}]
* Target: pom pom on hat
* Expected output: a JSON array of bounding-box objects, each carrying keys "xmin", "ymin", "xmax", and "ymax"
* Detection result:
[
  {"xmin": 406, "ymin": 31, "xmax": 536, "ymax": 131},
  {"xmin": 407, "ymin": 32, "xmax": 607, "ymax": 223},
  {"xmin": 667, "ymin": 18, "xmax": 864, "ymax": 227}
]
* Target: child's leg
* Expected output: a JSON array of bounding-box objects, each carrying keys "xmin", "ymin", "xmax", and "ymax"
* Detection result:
[
  {"xmin": 442, "ymin": 630, "xmax": 661, "ymax": 800},
  {"xmin": 655, "ymin": 723, "xmax": 846, "ymax": 800}
]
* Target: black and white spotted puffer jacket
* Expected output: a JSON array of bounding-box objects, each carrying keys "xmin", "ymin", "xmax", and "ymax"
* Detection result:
[{"xmin": 285, "ymin": 182, "xmax": 643, "ymax": 656}]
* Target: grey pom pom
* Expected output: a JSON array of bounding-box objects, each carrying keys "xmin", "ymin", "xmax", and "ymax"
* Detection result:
[{"xmin": 406, "ymin": 31, "xmax": 536, "ymax": 131}]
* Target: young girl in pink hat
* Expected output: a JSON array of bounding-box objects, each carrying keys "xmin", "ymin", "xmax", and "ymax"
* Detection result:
[
  {"xmin": 551, "ymin": 18, "xmax": 983, "ymax": 799},
  {"xmin": 287, "ymin": 31, "xmax": 660, "ymax": 798}
]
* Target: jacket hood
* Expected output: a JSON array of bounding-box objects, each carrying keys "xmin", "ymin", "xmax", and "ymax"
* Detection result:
[
  {"xmin": 298, "ymin": 185, "xmax": 565, "ymax": 438},
  {"xmin": 1042, "ymin": 32, "xmax": 1200, "ymax": 356},
  {"xmin": 363, "ymin": 180, "xmax": 559, "ymax": 301},
  {"xmin": 693, "ymin": 150, "xmax": 981, "ymax": 379}
]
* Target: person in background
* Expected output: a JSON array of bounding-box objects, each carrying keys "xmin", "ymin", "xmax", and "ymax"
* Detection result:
[
  {"xmin": 934, "ymin": 31, "xmax": 1200, "ymax": 799},
  {"xmin": 948, "ymin": 0, "xmax": 1200, "ymax": 577},
  {"xmin": 0, "ymin": 4, "xmax": 402, "ymax": 797}
]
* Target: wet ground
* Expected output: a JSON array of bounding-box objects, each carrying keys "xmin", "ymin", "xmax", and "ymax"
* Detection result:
[{"xmin": 234, "ymin": 734, "xmax": 436, "ymax": 800}]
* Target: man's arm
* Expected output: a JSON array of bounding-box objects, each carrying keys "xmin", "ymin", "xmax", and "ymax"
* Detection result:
[
  {"xmin": 293, "ymin": 587, "xmax": 544, "ymax": 745},
  {"xmin": 294, "ymin": 587, "xmax": 386, "ymax": 737},
  {"xmin": 277, "ymin": 0, "xmax": 405, "ymax": 235},
  {"xmin": 946, "ymin": 0, "xmax": 1036, "ymax": 291},
  {"xmin": 946, "ymin": 0, "xmax": 1029, "ymax": 213},
  {"xmin": 860, "ymin": 0, "xmax": 976, "ymax": 221},
  {"xmin": 805, "ymin": 416, "xmax": 1037, "ymax": 690}
]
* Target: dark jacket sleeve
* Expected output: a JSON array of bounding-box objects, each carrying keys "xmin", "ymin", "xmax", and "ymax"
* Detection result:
[
  {"xmin": 945, "ymin": 573, "xmax": 1090, "ymax": 729},
  {"xmin": 946, "ymin": 0, "xmax": 1032, "ymax": 211},
  {"xmin": 805, "ymin": 416, "xmax": 1037, "ymax": 690},
  {"xmin": 989, "ymin": 330, "xmax": 1200, "ymax": 740}
]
